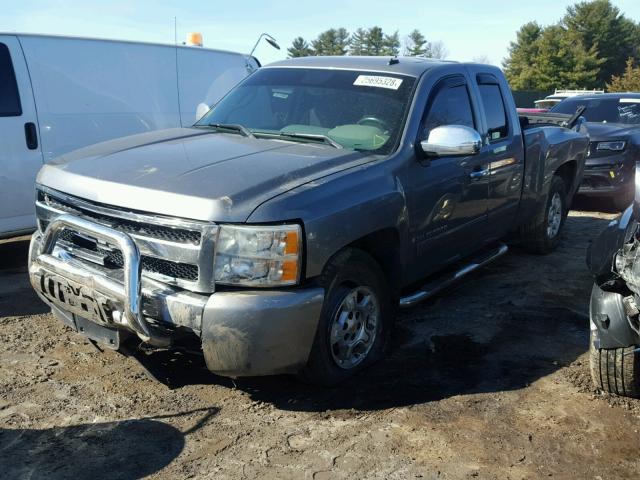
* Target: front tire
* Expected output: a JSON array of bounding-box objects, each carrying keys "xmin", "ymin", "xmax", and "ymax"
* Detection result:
[
  {"xmin": 300, "ymin": 248, "xmax": 392, "ymax": 386},
  {"xmin": 589, "ymin": 332, "xmax": 640, "ymax": 398}
]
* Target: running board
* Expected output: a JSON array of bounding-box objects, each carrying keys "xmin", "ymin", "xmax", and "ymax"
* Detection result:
[{"xmin": 399, "ymin": 244, "xmax": 508, "ymax": 309}]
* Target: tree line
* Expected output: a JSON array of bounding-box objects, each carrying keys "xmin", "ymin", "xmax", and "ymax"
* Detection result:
[
  {"xmin": 503, "ymin": 0, "xmax": 640, "ymax": 91},
  {"xmin": 287, "ymin": 28, "xmax": 447, "ymax": 59}
]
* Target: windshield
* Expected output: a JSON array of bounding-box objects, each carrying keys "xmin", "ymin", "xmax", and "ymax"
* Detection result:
[
  {"xmin": 196, "ymin": 67, "xmax": 416, "ymax": 153},
  {"xmin": 551, "ymin": 97, "xmax": 640, "ymax": 125}
]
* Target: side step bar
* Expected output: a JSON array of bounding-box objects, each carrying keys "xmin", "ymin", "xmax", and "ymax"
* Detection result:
[{"xmin": 399, "ymin": 243, "xmax": 509, "ymax": 309}]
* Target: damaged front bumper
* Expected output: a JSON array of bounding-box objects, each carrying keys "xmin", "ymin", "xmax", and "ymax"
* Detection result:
[
  {"xmin": 28, "ymin": 215, "xmax": 324, "ymax": 376},
  {"xmin": 588, "ymin": 205, "xmax": 640, "ymax": 349},
  {"xmin": 579, "ymin": 163, "xmax": 633, "ymax": 197}
]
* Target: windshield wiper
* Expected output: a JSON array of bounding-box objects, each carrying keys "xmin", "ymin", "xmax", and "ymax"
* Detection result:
[
  {"xmin": 203, "ymin": 123, "xmax": 255, "ymax": 138},
  {"xmin": 276, "ymin": 132, "xmax": 343, "ymax": 149}
]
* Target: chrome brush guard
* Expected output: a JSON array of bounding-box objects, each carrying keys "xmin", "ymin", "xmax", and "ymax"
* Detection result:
[{"xmin": 30, "ymin": 214, "xmax": 169, "ymax": 346}]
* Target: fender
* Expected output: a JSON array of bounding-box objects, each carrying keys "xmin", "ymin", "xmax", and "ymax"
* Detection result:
[
  {"xmin": 587, "ymin": 206, "xmax": 636, "ymax": 287},
  {"xmin": 590, "ymin": 284, "xmax": 640, "ymax": 349},
  {"xmin": 247, "ymin": 158, "xmax": 408, "ymax": 279}
]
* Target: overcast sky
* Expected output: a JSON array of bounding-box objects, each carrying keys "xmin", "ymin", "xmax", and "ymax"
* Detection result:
[{"xmin": 2, "ymin": 0, "xmax": 640, "ymax": 65}]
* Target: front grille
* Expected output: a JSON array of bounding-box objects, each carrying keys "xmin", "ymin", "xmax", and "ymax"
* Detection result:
[
  {"xmin": 37, "ymin": 187, "xmax": 216, "ymax": 291},
  {"xmin": 58, "ymin": 229, "xmax": 199, "ymax": 282},
  {"xmin": 38, "ymin": 191, "xmax": 201, "ymax": 245},
  {"xmin": 140, "ymin": 256, "xmax": 199, "ymax": 281}
]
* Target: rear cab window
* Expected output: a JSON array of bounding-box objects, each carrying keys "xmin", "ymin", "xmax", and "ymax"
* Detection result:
[
  {"xmin": 0, "ymin": 43, "xmax": 22, "ymax": 117},
  {"xmin": 476, "ymin": 74, "xmax": 509, "ymax": 142}
]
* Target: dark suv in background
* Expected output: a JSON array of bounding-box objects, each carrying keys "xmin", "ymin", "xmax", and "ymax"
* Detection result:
[{"xmin": 552, "ymin": 93, "xmax": 640, "ymax": 210}]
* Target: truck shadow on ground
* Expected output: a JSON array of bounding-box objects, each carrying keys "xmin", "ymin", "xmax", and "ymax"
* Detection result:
[
  {"xmin": 139, "ymin": 300, "xmax": 588, "ymax": 412},
  {"xmin": 0, "ymin": 407, "xmax": 218, "ymax": 480},
  {"xmin": 236, "ymin": 305, "xmax": 588, "ymax": 411},
  {"xmin": 0, "ymin": 238, "xmax": 50, "ymax": 317},
  {"xmin": 571, "ymin": 195, "xmax": 621, "ymax": 214}
]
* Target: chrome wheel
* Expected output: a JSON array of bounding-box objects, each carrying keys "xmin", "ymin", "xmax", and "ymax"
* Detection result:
[
  {"xmin": 547, "ymin": 192, "xmax": 562, "ymax": 239},
  {"xmin": 329, "ymin": 286, "xmax": 380, "ymax": 370}
]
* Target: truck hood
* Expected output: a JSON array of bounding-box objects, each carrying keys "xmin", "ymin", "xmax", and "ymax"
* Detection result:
[
  {"xmin": 584, "ymin": 122, "xmax": 640, "ymax": 141},
  {"xmin": 38, "ymin": 128, "xmax": 371, "ymax": 222}
]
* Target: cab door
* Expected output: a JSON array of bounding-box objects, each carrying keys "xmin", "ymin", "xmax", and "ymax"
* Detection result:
[
  {"xmin": 472, "ymin": 72, "xmax": 524, "ymax": 240},
  {"xmin": 0, "ymin": 35, "xmax": 43, "ymax": 236},
  {"xmin": 405, "ymin": 74, "xmax": 489, "ymax": 281}
]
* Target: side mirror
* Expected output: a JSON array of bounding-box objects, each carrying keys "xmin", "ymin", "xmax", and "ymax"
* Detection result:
[
  {"xmin": 420, "ymin": 125, "xmax": 482, "ymax": 157},
  {"xmin": 195, "ymin": 103, "xmax": 210, "ymax": 122}
]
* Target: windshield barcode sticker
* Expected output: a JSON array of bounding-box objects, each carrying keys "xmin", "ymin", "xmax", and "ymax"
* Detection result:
[{"xmin": 354, "ymin": 75, "xmax": 403, "ymax": 90}]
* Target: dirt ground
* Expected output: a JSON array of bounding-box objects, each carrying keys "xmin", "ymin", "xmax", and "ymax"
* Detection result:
[{"xmin": 2, "ymin": 204, "xmax": 640, "ymax": 479}]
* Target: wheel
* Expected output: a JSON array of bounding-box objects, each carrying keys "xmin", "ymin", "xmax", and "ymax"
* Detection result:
[
  {"xmin": 589, "ymin": 332, "xmax": 640, "ymax": 398},
  {"xmin": 612, "ymin": 187, "xmax": 634, "ymax": 212},
  {"xmin": 520, "ymin": 175, "xmax": 566, "ymax": 254},
  {"xmin": 300, "ymin": 248, "xmax": 392, "ymax": 386}
]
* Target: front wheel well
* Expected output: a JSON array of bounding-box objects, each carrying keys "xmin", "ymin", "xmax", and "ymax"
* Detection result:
[
  {"xmin": 323, "ymin": 228, "xmax": 402, "ymax": 300},
  {"xmin": 554, "ymin": 160, "xmax": 577, "ymax": 201}
]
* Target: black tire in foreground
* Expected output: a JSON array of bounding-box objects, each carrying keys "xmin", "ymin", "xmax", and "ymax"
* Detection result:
[
  {"xmin": 520, "ymin": 175, "xmax": 567, "ymax": 254},
  {"xmin": 300, "ymin": 248, "xmax": 392, "ymax": 386},
  {"xmin": 589, "ymin": 332, "xmax": 640, "ymax": 398}
]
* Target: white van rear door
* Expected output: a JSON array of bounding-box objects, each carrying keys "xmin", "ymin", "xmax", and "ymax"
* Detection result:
[{"xmin": 0, "ymin": 35, "xmax": 43, "ymax": 237}]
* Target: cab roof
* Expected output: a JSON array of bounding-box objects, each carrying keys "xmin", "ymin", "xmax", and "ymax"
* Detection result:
[{"xmin": 264, "ymin": 56, "xmax": 457, "ymax": 77}]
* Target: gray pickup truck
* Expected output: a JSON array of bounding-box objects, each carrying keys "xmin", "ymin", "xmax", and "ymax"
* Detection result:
[{"xmin": 28, "ymin": 56, "xmax": 589, "ymax": 385}]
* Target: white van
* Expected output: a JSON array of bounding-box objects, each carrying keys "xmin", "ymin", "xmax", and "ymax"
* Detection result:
[{"xmin": 0, "ymin": 33, "xmax": 259, "ymax": 238}]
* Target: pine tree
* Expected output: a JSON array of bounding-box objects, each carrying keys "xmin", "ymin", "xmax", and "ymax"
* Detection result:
[
  {"xmin": 365, "ymin": 27, "xmax": 385, "ymax": 56},
  {"xmin": 349, "ymin": 28, "xmax": 369, "ymax": 55},
  {"xmin": 287, "ymin": 37, "xmax": 313, "ymax": 58},
  {"xmin": 405, "ymin": 29, "xmax": 428, "ymax": 57},
  {"xmin": 311, "ymin": 28, "xmax": 350, "ymax": 56},
  {"xmin": 382, "ymin": 31, "xmax": 400, "ymax": 56},
  {"xmin": 503, "ymin": 22, "xmax": 544, "ymax": 90},
  {"xmin": 607, "ymin": 58, "xmax": 640, "ymax": 92},
  {"xmin": 529, "ymin": 25, "xmax": 602, "ymax": 90},
  {"xmin": 563, "ymin": 0, "xmax": 640, "ymax": 87}
]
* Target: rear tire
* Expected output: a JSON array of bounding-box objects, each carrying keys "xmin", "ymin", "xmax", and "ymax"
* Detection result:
[
  {"xmin": 300, "ymin": 248, "xmax": 392, "ymax": 386},
  {"xmin": 520, "ymin": 175, "xmax": 567, "ymax": 254},
  {"xmin": 589, "ymin": 332, "xmax": 640, "ymax": 398}
]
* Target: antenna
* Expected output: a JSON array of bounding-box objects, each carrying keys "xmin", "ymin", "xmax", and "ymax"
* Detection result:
[{"xmin": 174, "ymin": 17, "xmax": 177, "ymax": 46}]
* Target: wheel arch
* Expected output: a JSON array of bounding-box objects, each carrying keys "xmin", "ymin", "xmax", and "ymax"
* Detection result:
[
  {"xmin": 347, "ymin": 228, "xmax": 402, "ymax": 300},
  {"xmin": 313, "ymin": 228, "xmax": 402, "ymax": 302},
  {"xmin": 554, "ymin": 160, "xmax": 577, "ymax": 201}
]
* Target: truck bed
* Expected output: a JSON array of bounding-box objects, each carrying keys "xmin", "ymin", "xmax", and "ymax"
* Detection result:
[{"xmin": 519, "ymin": 112, "xmax": 574, "ymax": 129}]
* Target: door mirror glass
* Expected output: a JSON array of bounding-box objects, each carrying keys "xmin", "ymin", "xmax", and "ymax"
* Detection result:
[
  {"xmin": 195, "ymin": 102, "xmax": 210, "ymax": 122},
  {"xmin": 420, "ymin": 125, "xmax": 482, "ymax": 157}
]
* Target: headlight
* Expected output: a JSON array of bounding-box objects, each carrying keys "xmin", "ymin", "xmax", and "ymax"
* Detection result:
[
  {"xmin": 214, "ymin": 224, "xmax": 301, "ymax": 287},
  {"xmin": 596, "ymin": 141, "xmax": 626, "ymax": 151}
]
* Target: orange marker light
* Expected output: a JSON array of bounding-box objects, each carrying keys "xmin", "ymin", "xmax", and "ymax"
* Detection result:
[
  {"xmin": 284, "ymin": 230, "xmax": 299, "ymax": 255},
  {"xmin": 281, "ymin": 260, "xmax": 299, "ymax": 282}
]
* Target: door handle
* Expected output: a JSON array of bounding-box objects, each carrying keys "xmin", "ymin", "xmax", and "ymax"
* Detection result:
[
  {"xmin": 469, "ymin": 168, "xmax": 489, "ymax": 179},
  {"xmin": 24, "ymin": 122, "xmax": 38, "ymax": 150}
]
